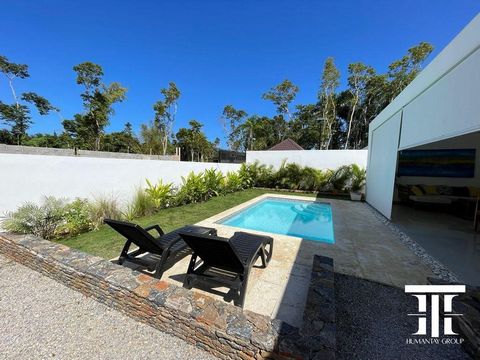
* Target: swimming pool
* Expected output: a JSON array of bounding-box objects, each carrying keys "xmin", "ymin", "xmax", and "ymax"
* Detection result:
[{"xmin": 217, "ymin": 197, "xmax": 335, "ymax": 243}]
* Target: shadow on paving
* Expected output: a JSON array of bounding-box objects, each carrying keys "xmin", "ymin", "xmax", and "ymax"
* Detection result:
[{"xmin": 335, "ymin": 273, "xmax": 470, "ymax": 360}]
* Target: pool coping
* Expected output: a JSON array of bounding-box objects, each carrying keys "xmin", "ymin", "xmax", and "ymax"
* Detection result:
[{"xmin": 197, "ymin": 193, "xmax": 334, "ymax": 244}]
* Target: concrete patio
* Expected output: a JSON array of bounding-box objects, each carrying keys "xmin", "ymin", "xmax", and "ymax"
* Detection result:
[{"xmin": 125, "ymin": 194, "xmax": 433, "ymax": 327}]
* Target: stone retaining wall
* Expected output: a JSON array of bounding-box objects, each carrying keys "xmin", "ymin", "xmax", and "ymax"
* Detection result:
[
  {"xmin": 428, "ymin": 277, "xmax": 480, "ymax": 358},
  {"xmin": 0, "ymin": 233, "xmax": 335, "ymax": 359}
]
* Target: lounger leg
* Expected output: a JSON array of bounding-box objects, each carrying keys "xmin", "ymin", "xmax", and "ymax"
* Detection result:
[
  {"xmin": 265, "ymin": 240, "xmax": 273, "ymax": 264},
  {"xmin": 259, "ymin": 248, "xmax": 267, "ymax": 268},
  {"xmin": 153, "ymin": 250, "xmax": 170, "ymax": 279},
  {"xmin": 118, "ymin": 240, "xmax": 132, "ymax": 265},
  {"xmin": 183, "ymin": 254, "xmax": 198, "ymax": 289},
  {"xmin": 236, "ymin": 270, "xmax": 250, "ymax": 308}
]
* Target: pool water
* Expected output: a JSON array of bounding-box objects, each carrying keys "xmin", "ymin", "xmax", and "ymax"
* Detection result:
[{"xmin": 217, "ymin": 197, "xmax": 335, "ymax": 243}]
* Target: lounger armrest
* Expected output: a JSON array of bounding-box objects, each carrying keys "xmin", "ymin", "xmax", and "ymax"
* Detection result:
[{"xmin": 144, "ymin": 224, "xmax": 164, "ymax": 237}]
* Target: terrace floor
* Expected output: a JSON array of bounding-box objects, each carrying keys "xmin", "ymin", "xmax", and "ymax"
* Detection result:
[
  {"xmin": 392, "ymin": 204, "xmax": 480, "ymax": 286},
  {"xmin": 126, "ymin": 194, "xmax": 433, "ymax": 328}
]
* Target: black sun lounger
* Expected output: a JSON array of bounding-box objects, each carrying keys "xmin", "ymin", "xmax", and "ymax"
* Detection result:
[
  {"xmin": 104, "ymin": 219, "xmax": 216, "ymax": 279},
  {"xmin": 178, "ymin": 230, "xmax": 273, "ymax": 308}
]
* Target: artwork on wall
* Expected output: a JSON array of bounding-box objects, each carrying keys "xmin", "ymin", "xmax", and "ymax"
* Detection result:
[{"xmin": 397, "ymin": 149, "xmax": 476, "ymax": 178}]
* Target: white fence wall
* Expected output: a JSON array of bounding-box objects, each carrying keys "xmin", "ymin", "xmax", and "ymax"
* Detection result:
[
  {"xmin": 0, "ymin": 154, "xmax": 240, "ymax": 213},
  {"xmin": 246, "ymin": 150, "xmax": 368, "ymax": 170}
]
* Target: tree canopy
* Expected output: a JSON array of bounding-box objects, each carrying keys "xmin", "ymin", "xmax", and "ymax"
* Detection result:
[{"xmin": 0, "ymin": 41, "xmax": 433, "ymax": 156}]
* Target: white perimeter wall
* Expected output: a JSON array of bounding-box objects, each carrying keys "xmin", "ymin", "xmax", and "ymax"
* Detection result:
[
  {"xmin": 246, "ymin": 150, "xmax": 368, "ymax": 170},
  {"xmin": 0, "ymin": 154, "xmax": 240, "ymax": 213}
]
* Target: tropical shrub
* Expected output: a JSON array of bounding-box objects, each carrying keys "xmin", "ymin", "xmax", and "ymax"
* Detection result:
[
  {"xmin": 3, "ymin": 196, "xmax": 67, "ymax": 240},
  {"xmin": 275, "ymin": 162, "xmax": 304, "ymax": 190},
  {"xmin": 223, "ymin": 171, "xmax": 243, "ymax": 193},
  {"xmin": 255, "ymin": 164, "xmax": 275, "ymax": 188},
  {"xmin": 176, "ymin": 171, "xmax": 208, "ymax": 204},
  {"xmin": 297, "ymin": 166, "xmax": 322, "ymax": 191},
  {"xmin": 89, "ymin": 196, "xmax": 123, "ymax": 229},
  {"xmin": 202, "ymin": 169, "xmax": 224, "ymax": 198},
  {"xmin": 349, "ymin": 164, "xmax": 367, "ymax": 192},
  {"xmin": 57, "ymin": 198, "xmax": 92, "ymax": 236},
  {"xmin": 237, "ymin": 163, "xmax": 255, "ymax": 189},
  {"xmin": 125, "ymin": 187, "xmax": 156, "ymax": 220},
  {"xmin": 145, "ymin": 179, "xmax": 173, "ymax": 210},
  {"xmin": 325, "ymin": 165, "xmax": 352, "ymax": 192}
]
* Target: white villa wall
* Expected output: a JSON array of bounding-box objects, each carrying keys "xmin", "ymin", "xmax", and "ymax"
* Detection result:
[
  {"xmin": 367, "ymin": 14, "xmax": 480, "ymax": 218},
  {"xmin": 246, "ymin": 150, "xmax": 368, "ymax": 170},
  {"xmin": 366, "ymin": 112, "xmax": 402, "ymax": 219},
  {"xmin": 0, "ymin": 154, "xmax": 240, "ymax": 213}
]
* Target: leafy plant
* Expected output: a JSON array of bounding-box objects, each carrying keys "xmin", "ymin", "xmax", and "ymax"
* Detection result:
[
  {"xmin": 325, "ymin": 165, "xmax": 352, "ymax": 192},
  {"xmin": 298, "ymin": 167, "xmax": 322, "ymax": 191},
  {"xmin": 275, "ymin": 162, "xmax": 304, "ymax": 190},
  {"xmin": 237, "ymin": 163, "xmax": 255, "ymax": 189},
  {"xmin": 57, "ymin": 198, "xmax": 92, "ymax": 236},
  {"xmin": 349, "ymin": 164, "xmax": 366, "ymax": 192},
  {"xmin": 89, "ymin": 196, "xmax": 123, "ymax": 229},
  {"xmin": 145, "ymin": 179, "xmax": 173, "ymax": 210},
  {"xmin": 176, "ymin": 171, "xmax": 208, "ymax": 204},
  {"xmin": 124, "ymin": 187, "xmax": 156, "ymax": 220},
  {"xmin": 255, "ymin": 163, "xmax": 275, "ymax": 188},
  {"xmin": 223, "ymin": 171, "xmax": 243, "ymax": 193},
  {"xmin": 202, "ymin": 169, "xmax": 224, "ymax": 198},
  {"xmin": 3, "ymin": 196, "xmax": 67, "ymax": 240}
]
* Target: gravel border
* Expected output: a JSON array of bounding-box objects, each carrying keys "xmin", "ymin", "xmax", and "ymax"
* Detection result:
[
  {"xmin": 0, "ymin": 255, "xmax": 216, "ymax": 360},
  {"xmin": 366, "ymin": 203, "xmax": 460, "ymax": 283}
]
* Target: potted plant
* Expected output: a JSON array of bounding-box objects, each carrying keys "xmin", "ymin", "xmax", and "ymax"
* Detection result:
[{"xmin": 349, "ymin": 164, "xmax": 366, "ymax": 201}]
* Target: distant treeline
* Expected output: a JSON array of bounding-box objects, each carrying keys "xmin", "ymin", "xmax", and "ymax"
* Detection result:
[{"xmin": 0, "ymin": 43, "xmax": 432, "ymax": 160}]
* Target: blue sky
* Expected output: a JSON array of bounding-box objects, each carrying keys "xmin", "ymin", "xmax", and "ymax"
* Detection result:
[{"xmin": 1, "ymin": 1, "xmax": 479, "ymax": 146}]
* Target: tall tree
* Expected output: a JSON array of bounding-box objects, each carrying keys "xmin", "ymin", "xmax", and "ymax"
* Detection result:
[
  {"xmin": 318, "ymin": 57, "xmax": 340, "ymax": 149},
  {"xmin": 140, "ymin": 121, "xmax": 164, "ymax": 155},
  {"xmin": 62, "ymin": 62, "xmax": 127, "ymax": 150},
  {"xmin": 0, "ymin": 55, "xmax": 58, "ymax": 144},
  {"xmin": 153, "ymin": 82, "xmax": 180, "ymax": 155},
  {"xmin": 289, "ymin": 104, "xmax": 322, "ymax": 149},
  {"xmin": 175, "ymin": 120, "xmax": 215, "ymax": 161},
  {"xmin": 262, "ymin": 79, "xmax": 299, "ymax": 121},
  {"xmin": 221, "ymin": 105, "xmax": 247, "ymax": 150},
  {"xmin": 102, "ymin": 122, "xmax": 141, "ymax": 153},
  {"xmin": 387, "ymin": 42, "xmax": 433, "ymax": 101},
  {"xmin": 344, "ymin": 62, "xmax": 374, "ymax": 149}
]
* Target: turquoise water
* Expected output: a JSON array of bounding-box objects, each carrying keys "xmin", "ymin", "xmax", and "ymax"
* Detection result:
[{"xmin": 217, "ymin": 198, "xmax": 335, "ymax": 243}]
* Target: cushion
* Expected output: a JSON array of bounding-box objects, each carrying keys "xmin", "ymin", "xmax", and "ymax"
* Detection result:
[
  {"xmin": 451, "ymin": 187, "xmax": 469, "ymax": 197},
  {"xmin": 422, "ymin": 185, "xmax": 438, "ymax": 195},
  {"xmin": 469, "ymin": 187, "xmax": 480, "ymax": 197},
  {"xmin": 438, "ymin": 185, "xmax": 453, "ymax": 195},
  {"xmin": 410, "ymin": 185, "xmax": 424, "ymax": 196}
]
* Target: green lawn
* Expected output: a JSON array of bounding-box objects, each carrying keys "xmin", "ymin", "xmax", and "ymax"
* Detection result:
[{"xmin": 55, "ymin": 188, "xmax": 317, "ymax": 259}]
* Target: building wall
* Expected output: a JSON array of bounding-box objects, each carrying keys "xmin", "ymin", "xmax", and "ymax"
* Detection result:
[
  {"xmin": 0, "ymin": 154, "xmax": 240, "ymax": 213},
  {"xmin": 367, "ymin": 14, "xmax": 480, "ymax": 218},
  {"xmin": 400, "ymin": 47, "xmax": 480, "ymax": 150},
  {"xmin": 246, "ymin": 150, "xmax": 368, "ymax": 170},
  {"xmin": 366, "ymin": 112, "xmax": 402, "ymax": 219}
]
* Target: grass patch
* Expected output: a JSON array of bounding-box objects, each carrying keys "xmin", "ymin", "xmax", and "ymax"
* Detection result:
[{"xmin": 55, "ymin": 188, "xmax": 317, "ymax": 259}]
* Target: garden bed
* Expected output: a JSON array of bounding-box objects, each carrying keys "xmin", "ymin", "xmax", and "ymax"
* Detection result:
[{"xmin": 55, "ymin": 189, "xmax": 317, "ymax": 259}]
